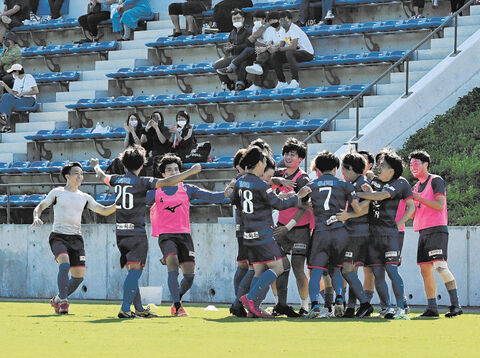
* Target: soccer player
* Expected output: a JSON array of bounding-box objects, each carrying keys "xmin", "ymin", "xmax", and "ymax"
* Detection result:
[
  {"xmin": 148, "ymin": 154, "xmax": 226, "ymax": 317},
  {"xmin": 356, "ymin": 150, "xmax": 415, "ymax": 320},
  {"xmin": 234, "ymin": 146, "xmax": 311, "ymax": 318},
  {"xmin": 305, "ymin": 151, "xmax": 370, "ymax": 319},
  {"xmin": 32, "ymin": 162, "xmax": 116, "ymax": 314},
  {"xmin": 271, "ymin": 138, "xmax": 313, "ymax": 317},
  {"xmin": 409, "ymin": 150, "xmax": 462, "ymax": 318},
  {"xmin": 91, "ymin": 145, "xmax": 201, "ymax": 318}
]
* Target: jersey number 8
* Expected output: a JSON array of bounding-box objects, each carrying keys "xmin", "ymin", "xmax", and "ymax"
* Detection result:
[
  {"xmin": 115, "ymin": 185, "xmax": 133, "ymax": 210},
  {"xmin": 239, "ymin": 189, "xmax": 254, "ymax": 214}
]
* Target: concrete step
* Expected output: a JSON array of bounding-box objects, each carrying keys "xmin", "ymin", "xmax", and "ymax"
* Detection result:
[
  {"xmin": 376, "ymin": 82, "xmax": 405, "ymax": 95},
  {"xmin": 133, "ymin": 29, "xmax": 168, "ymax": 40},
  {"xmin": 81, "ymin": 69, "xmax": 111, "ymax": 81},
  {"xmin": 29, "ymin": 111, "xmax": 69, "ymax": 123},
  {"xmin": 16, "ymin": 121, "xmax": 57, "ymax": 132},
  {"xmin": 390, "ymin": 70, "xmax": 428, "ymax": 84},
  {"xmin": 95, "ymin": 58, "xmax": 151, "ymax": 70},
  {"xmin": 334, "ymin": 118, "xmax": 373, "ymax": 131},
  {"xmin": 69, "ymin": 80, "xmax": 109, "ymax": 92},
  {"xmin": 409, "ymin": 59, "xmax": 441, "ymax": 71},
  {"xmin": 311, "ymin": 142, "xmax": 345, "ymax": 153},
  {"xmin": 470, "ymin": 5, "xmax": 480, "ymax": 15},
  {"xmin": 109, "ymin": 48, "xmax": 149, "ymax": 61},
  {"xmin": 444, "ymin": 25, "xmax": 479, "ymax": 38},
  {"xmin": 363, "ymin": 94, "xmax": 399, "ymax": 107},
  {"xmin": 458, "ymin": 14, "xmax": 480, "ymax": 25},
  {"xmin": 0, "ymin": 142, "xmax": 27, "ymax": 154},
  {"xmin": 0, "ymin": 152, "xmax": 27, "ymax": 161},
  {"xmin": 321, "ymin": 130, "xmax": 355, "ymax": 143},
  {"xmin": 349, "ymin": 106, "xmax": 384, "ymax": 118},
  {"xmin": 430, "ymin": 36, "xmax": 469, "ymax": 48},
  {"xmin": 147, "ymin": 19, "xmax": 173, "ymax": 30},
  {"xmin": 1, "ymin": 131, "xmax": 35, "ymax": 143},
  {"xmin": 41, "ymin": 101, "xmax": 74, "ymax": 112},
  {"xmin": 417, "ymin": 47, "xmax": 453, "ymax": 60},
  {"xmin": 56, "ymin": 90, "xmax": 105, "ymax": 102},
  {"xmin": 119, "ymin": 39, "xmax": 151, "ymax": 50}
]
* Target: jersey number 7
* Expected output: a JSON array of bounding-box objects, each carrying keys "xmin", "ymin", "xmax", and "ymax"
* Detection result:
[
  {"xmin": 115, "ymin": 185, "xmax": 133, "ymax": 210},
  {"xmin": 318, "ymin": 187, "xmax": 332, "ymax": 210}
]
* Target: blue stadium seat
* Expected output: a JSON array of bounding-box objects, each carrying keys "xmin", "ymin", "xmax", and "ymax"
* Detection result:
[
  {"xmin": 26, "ymin": 194, "xmax": 47, "ymax": 206},
  {"xmin": 9, "ymin": 195, "xmax": 29, "ymax": 206},
  {"xmin": 230, "ymin": 121, "xmax": 261, "ymax": 134},
  {"xmin": 103, "ymin": 127, "xmax": 127, "ymax": 138},
  {"xmin": 0, "ymin": 195, "xmax": 7, "ymax": 206},
  {"xmin": 273, "ymin": 155, "xmax": 283, "ymax": 163},
  {"xmin": 0, "ymin": 162, "xmax": 12, "ymax": 173},
  {"xmin": 257, "ymin": 120, "xmax": 284, "ymax": 133},
  {"xmin": 43, "ymin": 160, "xmax": 69, "ymax": 173},
  {"xmin": 297, "ymin": 118, "xmax": 326, "ymax": 131},
  {"xmin": 210, "ymin": 122, "xmax": 238, "ymax": 134},
  {"xmin": 65, "ymin": 128, "xmax": 93, "ymax": 139},
  {"xmin": 195, "ymin": 123, "xmax": 217, "ymax": 135},
  {"xmin": 16, "ymin": 101, "xmax": 39, "ymax": 112},
  {"xmin": 283, "ymin": 120, "xmax": 306, "ymax": 131},
  {"xmin": 27, "ymin": 161, "xmax": 50, "ymax": 173},
  {"xmin": 78, "ymin": 160, "xmax": 92, "ymax": 171},
  {"xmin": 95, "ymin": 193, "xmax": 112, "ymax": 205},
  {"xmin": 43, "ymin": 129, "xmax": 73, "ymax": 140},
  {"xmin": 25, "ymin": 129, "xmax": 52, "ymax": 140},
  {"xmin": 6, "ymin": 161, "xmax": 30, "ymax": 173},
  {"xmin": 111, "ymin": 96, "xmax": 137, "ymax": 107},
  {"xmin": 191, "ymin": 92, "xmax": 217, "ymax": 104}
]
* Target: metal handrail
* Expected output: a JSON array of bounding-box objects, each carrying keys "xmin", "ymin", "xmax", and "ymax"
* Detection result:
[{"xmin": 304, "ymin": 0, "xmax": 477, "ymax": 146}]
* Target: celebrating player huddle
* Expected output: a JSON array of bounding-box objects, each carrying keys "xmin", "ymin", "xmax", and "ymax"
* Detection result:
[{"xmin": 33, "ymin": 138, "xmax": 463, "ymax": 320}]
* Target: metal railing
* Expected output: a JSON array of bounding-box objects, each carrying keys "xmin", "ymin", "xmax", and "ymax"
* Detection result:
[{"xmin": 304, "ymin": 0, "xmax": 477, "ymax": 149}]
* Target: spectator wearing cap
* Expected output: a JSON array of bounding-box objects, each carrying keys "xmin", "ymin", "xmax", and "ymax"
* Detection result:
[
  {"xmin": 111, "ymin": 0, "xmax": 153, "ymax": 41},
  {"xmin": 169, "ymin": 110, "xmax": 196, "ymax": 161},
  {"xmin": 0, "ymin": 63, "xmax": 38, "ymax": 133},
  {"xmin": 0, "ymin": 32, "xmax": 21, "ymax": 89},
  {"xmin": 0, "ymin": 0, "xmax": 30, "ymax": 40},
  {"xmin": 168, "ymin": 0, "xmax": 211, "ymax": 37}
]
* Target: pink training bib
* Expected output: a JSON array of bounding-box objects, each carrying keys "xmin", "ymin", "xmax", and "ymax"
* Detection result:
[
  {"xmin": 413, "ymin": 175, "xmax": 448, "ymax": 232},
  {"xmin": 395, "ymin": 199, "xmax": 406, "ymax": 232},
  {"xmin": 150, "ymin": 183, "xmax": 191, "ymax": 236}
]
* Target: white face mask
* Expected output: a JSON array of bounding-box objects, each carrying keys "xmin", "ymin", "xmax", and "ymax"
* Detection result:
[
  {"xmin": 129, "ymin": 120, "xmax": 138, "ymax": 127},
  {"xmin": 254, "ymin": 20, "xmax": 262, "ymax": 28},
  {"xmin": 177, "ymin": 120, "xmax": 187, "ymax": 128},
  {"xmin": 233, "ymin": 21, "xmax": 243, "ymax": 29},
  {"xmin": 12, "ymin": 74, "xmax": 18, "ymax": 80}
]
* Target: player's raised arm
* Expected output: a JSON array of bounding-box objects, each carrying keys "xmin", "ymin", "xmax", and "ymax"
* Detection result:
[
  {"xmin": 154, "ymin": 163, "xmax": 201, "ymax": 188},
  {"xmin": 90, "ymin": 157, "xmax": 110, "ymax": 184},
  {"xmin": 357, "ymin": 183, "xmax": 391, "ymax": 201},
  {"xmin": 91, "ymin": 202, "xmax": 116, "ymax": 216}
]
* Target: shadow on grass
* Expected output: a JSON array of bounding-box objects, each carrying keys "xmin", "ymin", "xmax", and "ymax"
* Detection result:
[
  {"xmin": 24, "ymin": 314, "xmax": 75, "ymax": 318},
  {"xmin": 88, "ymin": 316, "xmax": 172, "ymax": 324},
  {"xmin": 202, "ymin": 315, "xmax": 391, "ymax": 323}
]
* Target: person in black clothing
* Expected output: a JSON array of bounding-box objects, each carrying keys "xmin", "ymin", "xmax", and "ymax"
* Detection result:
[
  {"xmin": 78, "ymin": 1, "xmax": 115, "ymax": 43},
  {"xmin": 168, "ymin": 0, "xmax": 211, "ymax": 36},
  {"xmin": 206, "ymin": 0, "xmax": 252, "ymax": 33},
  {"xmin": 123, "ymin": 113, "xmax": 147, "ymax": 149},
  {"xmin": 0, "ymin": 0, "xmax": 30, "ymax": 39},
  {"xmin": 169, "ymin": 110, "xmax": 196, "ymax": 161},
  {"xmin": 213, "ymin": 8, "xmax": 252, "ymax": 91},
  {"xmin": 47, "ymin": 0, "xmax": 65, "ymax": 19},
  {"xmin": 143, "ymin": 111, "xmax": 172, "ymax": 175}
]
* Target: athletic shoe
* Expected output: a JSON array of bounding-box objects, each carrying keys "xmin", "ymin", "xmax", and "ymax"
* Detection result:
[
  {"xmin": 298, "ymin": 308, "xmax": 309, "ymax": 316},
  {"xmin": 334, "ymin": 297, "xmax": 344, "ymax": 317},
  {"xmin": 376, "ymin": 308, "xmax": 388, "ymax": 317},
  {"xmin": 404, "ymin": 303, "xmax": 410, "ymax": 314},
  {"xmin": 58, "ymin": 300, "xmax": 69, "ymax": 314},
  {"xmin": 176, "ymin": 306, "xmax": 189, "ymax": 317},
  {"xmin": 246, "ymin": 312, "xmax": 255, "ymax": 318},
  {"xmin": 240, "ymin": 295, "xmax": 274, "ymax": 319},
  {"xmin": 170, "ymin": 304, "xmax": 177, "ymax": 316},
  {"xmin": 287, "ymin": 79, "xmax": 300, "ymax": 89},
  {"xmin": 0, "ymin": 126, "xmax": 12, "ymax": 133},
  {"xmin": 318, "ymin": 306, "xmax": 334, "ymax": 319},
  {"xmin": 325, "ymin": 10, "xmax": 335, "ymax": 19},
  {"xmin": 304, "ymin": 305, "xmax": 321, "ymax": 319},
  {"xmin": 445, "ymin": 305, "xmax": 463, "ymax": 318},
  {"xmin": 230, "ymin": 303, "xmax": 247, "ymax": 317},
  {"xmin": 246, "ymin": 84, "xmax": 262, "ymax": 91},
  {"xmin": 246, "ymin": 63, "xmax": 263, "ymax": 75},
  {"xmin": 216, "ymin": 66, "xmax": 233, "ymax": 75},
  {"xmin": 383, "ymin": 307, "xmax": 396, "ymax": 319},
  {"xmin": 275, "ymin": 81, "xmax": 289, "ymax": 90},
  {"xmin": 433, "ymin": 0, "xmax": 439, "ymax": 7},
  {"xmin": 393, "ymin": 308, "xmax": 410, "ymax": 320},
  {"xmin": 135, "ymin": 306, "xmax": 157, "ymax": 318},
  {"xmin": 50, "ymin": 297, "xmax": 60, "ymax": 314},
  {"xmin": 118, "ymin": 310, "xmax": 135, "ymax": 319},
  {"xmin": 355, "ymin": 303, "xmax": 374, "ymax": 318},
  {"xmin": 343, "ymin": 307, "xmax": 355, "ymax": 318},
  {"xmin": 417, "ymin": 308, "xmax": 439, "ymax": 318},
  {"xmin": 273, "ymin": 304, "xmax": 301, "ymax": 318}
]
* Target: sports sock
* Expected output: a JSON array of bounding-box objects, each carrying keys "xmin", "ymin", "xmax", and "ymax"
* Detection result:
[
  {"xmin": 325, "ymin": 292, "xmax": 334, "ymax": 308},
  {"xmin": 236, "ymin": 270, "xmax": 254, "ymax": 302},
  {"xmin": 233, "ymin": 267, "xmax": 248, "ymax": 296},
  {"xmin": 249, "ymin": 276, "xmax": 258, "ymax": 292},
  {"xmin": 57, "ymin": 263, "xmax": 70, "ymax": 300},
  {"xmin": 447, "ymin": 289, "xmax": 459, "ymax": 307},
  {"xmin": 247, "ymin": 269, "xmax": 277, "ymax": 303},
  {"xmin": 167, "ymin": 271, "xmax": 180, "ymax": 303},
  {"xmin": 385, "ymin": 264, "xmax": 405, "ymax": 309},
  {"xmin": 343, "ymin": 271, "xmax": 367, "ymax": 304},
  {"xmin": 347, "ymin": 286, "xmax": 357, "ymax": 308},
  {"xmin": 371, "ymin": 266, "xmax": 391, "ymax": 308},
  {"xmin": 274, "ymin": 295, "xmax": 279, "ymax": 305},
  {"xmin": 121, "ymin": 269, "xmax": 142, "ymax": 312},
  {"xmin": 67, "ymin": 277, "xmax": 83, "ymax": 296},
  {"xmin": 276, "ymin": 270, "xmax": 289, "ymax": 306},
  {"xmin": 365, "ymin": 290, "xmax": 374, "ymax": 303},
  {"xmin": 133, "ymin": 288, "xmax": 144, "ymax": 312},
  {"xmin": 427, "ymin": 298, "xmax": 438, "ymax": 311},
  {"xmin": 309, "ymin": 269, "xmax": 323, "ymax": 304},
  {"xmin": 319, "ymin": 289, "xmax": 325, "ymax": 301},
  {"xmin": 179, "ymin": 273, "xmax": 195, "ymax": 300},
  {"xmin": 329, "ymin": 267, "xmax": 344, "ymax": 298},
  {"xmin": 301, "ymin": 298, "xmax": 309, "ymax": 311}
]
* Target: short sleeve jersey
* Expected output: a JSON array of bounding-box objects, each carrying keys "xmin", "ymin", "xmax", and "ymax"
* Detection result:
[
  {"xmin": 344, "ymin": 175, "xmax": 369, "ymax": 237},
  {"xmin": 274, "ymin": 167, "xmax": 310, "ymax": 194},
  {"xmin": 232, "ymin": 173, "xmax": 298, "ymax": 245},
  {"xmin": 369, "ymin": 176, "xmax": 413, "ymax": 235},
  {"xmin": 108, "ymin": 171, "xmax": 158, "ymax": 236}
]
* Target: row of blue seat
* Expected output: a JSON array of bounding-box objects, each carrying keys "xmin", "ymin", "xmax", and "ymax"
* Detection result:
[
  {"xmin": 21, "ymin": 41, "xmax": 117, "ymax": 57},
  {"xmin": 65, "ymin": 85, "xmax": 370, "ymax": 111},
  {"xmin": 33, "ymin": 71, "xmax": 80, "ymax": 84},
  {"xmin": 0, "ymin": 160, "xmax": 111, "ymax": 174},
  {"xmin": 106, "ymin": 51, "xmax": 406, "ymax": 80},
  {"xmin": 146, "ymin": 17, "xmax": 447, "ymax": 48}
]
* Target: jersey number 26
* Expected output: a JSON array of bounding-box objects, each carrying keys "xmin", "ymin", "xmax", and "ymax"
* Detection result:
[{"xmin": 115, "ymin": 185, "xmax": 133, "ymax": 210}]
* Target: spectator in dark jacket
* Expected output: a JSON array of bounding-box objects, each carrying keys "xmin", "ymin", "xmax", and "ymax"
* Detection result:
[
  {"xmin": 213, "ymin": 8, "xmax": 252, "ymax": 91},
  {"xmin": 168, "ymin": 0, "xmax": 211, "ymax": 36},
  {"xmin": 205, "ymin": 0, "xmax": 252, "ymax": 33},
  {"xmin": 0, "ymin": 0, "xmax": 30, "ymax": 40},
  {"xmin": 123, "ymin": 113, "xmax": 147, "ymax": 149},
  {"xmin": 142, "ymin": 111, "xmax": 172, "ymax": 175},
  {"xmin": 169, "ymin": 110, "xmax": 196, "ymax": 161}
]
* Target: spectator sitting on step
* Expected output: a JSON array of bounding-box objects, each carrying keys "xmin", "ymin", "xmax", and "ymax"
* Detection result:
[
  {"xmin": 123, "ymin": 112, "xmax": 147, "ymax": 149},
  {"xmin": 213, "ymin": 8, "xmax": 252, "ymax": 91},
  {"xmin": 111, "ymin": 0, "xmax": 153, "ymax": 41},
  {"xmin": 143, "ymin": 111, "xmax": 172, "ymax": 174},
  {"xmin": 0, "ymin": 63, "xmax": 38, "ymax": 133},
  {"xmin": 78, "ymin": 0, "xmax": 118, "ymax": 43},
  {"xmin": 168, "ymin": 0, "xmax": 211, "ymax": 37},
  {"xmin": 169, "ymin": 110, "xmax": 196, "ymax": 161},
  {"xmin": 0, "ymin": 0, "xmax": 30, "ymax": 40},
  {"xmin": 205, "ymin": 0, "xmax": 252, "ymax": 33},
  {"xmin": 0, "ymin": 32, "xmax": 22, "ymax": 89},
  {"xmin": 271, "ymin": 11, "xmax": 314, "ymax": 89}
]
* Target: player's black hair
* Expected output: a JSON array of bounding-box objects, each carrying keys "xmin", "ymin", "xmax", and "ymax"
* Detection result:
[
  {"xmin": 253, "ymin": 9, "xmax": 266, "ymax": 19},
  {"xmin": 126, "ymin": 113, "xmax": 144, "ymax": 139},
  {"xmin": 267, "ymin": 11, "xmax": 280, "ymax": 21},
  {"xmin": 358, "ymin": 150, "xmax": 375, "ymax": 165},
  {"xmin": 250, "ymin": 138, "xmax": 273, "ymax": 156},
  {"xmin": 375, "ymin": 147, "xmax": 394, "ymax": 164},
  {"xmin": 383, "ymin": 151, "xmax": 404, "ymax": 180},
  {"xmin": 120, "ymin": 144, "xmax": 147, "ymax": 172},
  {"xmin": 279, "ymin": 10, "xmax": 293, "ymax": 20},
  {"xmin": 233, "ymin": 148, "xmax": 246, "ymax": 169},
  {"xmin": 61, "ymin": 162, "xmax": 82, "ymax": 180},
  {"xmin": 264, "ymin": 156, "xmax": 276, "ymax": 172},
  {"xmin": 282, "ymin": 137, "xmax": 307, "ymax": 159},
  {"xmin": 157, "ymin": 154, "xmax": 183, "ymax": 176},
  {"xmin": 231, "ymin": 8, "xmax": 244, "ymax": 17},
  {"xmin": 342, "ymin": 152, "xmax": 367, "ymax": 175},
  {"xmin": 150, "ymin": 111, "xmax": 165, "ymax": 126},
  {"xmin": 409, "ymin": 150, "xmax": 431, "ymax": 168},
  {"xmin": 176, "ymin": 110, "xmax": 190, "ymax": 124},
  {"xmin": 239, "ymin": 146, "xmax": 265, "ymax": 170},
  {"xmin": 312, "ymin": 150, "xmax": 340, "ymax": 172}
]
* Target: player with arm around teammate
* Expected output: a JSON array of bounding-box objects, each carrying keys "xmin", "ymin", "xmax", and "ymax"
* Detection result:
[
  {"xmin": 32, "ymin": 162, "xmax": 116, "ymax": 314},
  {"xmin": 91, "ymin": 145, "xmax": 201, "ymax": 318}
]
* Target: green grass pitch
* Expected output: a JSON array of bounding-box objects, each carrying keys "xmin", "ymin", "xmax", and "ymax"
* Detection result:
[{"xmin": 2, "ymin": 301, "xmax": 478, "ymax": 357}]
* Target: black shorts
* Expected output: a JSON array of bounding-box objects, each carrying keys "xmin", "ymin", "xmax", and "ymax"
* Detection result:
[
  {"xmin": 158, "ymin": 233, "xmax": 195, "ymax": 264},
  {"xmin": 246, "ymin": 240, "xmax": 285, "ymax": 265},
  {"xmin": 5, "ymin": 17, "xmax": 23, "ymax": 29},
  {"xmin": 343, "ymin": 235, "xmax": 369, "ymax": 266},
  {"xmin": 417, "ymin": 231, "xmax": 448, "ymax": 264},
  {"xmin": 236, "ymin": 235, "xmax": 249, "ymax": 263},
  {"xmin": 117, "ymin": 234, "xmax": 148, "ymax": 268},
  {"xmin": 49, "ymin": 232, "xmax": 86, "ymax": 267},
  {"xmin": 275, "ymin": 224, "xmax": 311, "ymax": 256},
  {"xmin": 168, "ymin": 2, "xmax": 207, "ymax": 16},
  {"xmin": 367, "ymin": 233, "xmax": 400, "ymax": 266},
  {"xmin": 308, "ymin": 227, "xmax": 349, "ymax": 270}
]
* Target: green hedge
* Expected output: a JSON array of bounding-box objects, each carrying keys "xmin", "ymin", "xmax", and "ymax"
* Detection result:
[{"xmin": 398, "ymin": 87, "xmax": 480, "ymax": 225}]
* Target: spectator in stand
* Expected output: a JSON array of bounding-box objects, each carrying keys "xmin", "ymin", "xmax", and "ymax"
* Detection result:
[
  {"xmin": 112, "ymin": 0, "xmax": 153, "ymax": 41},
  {"xmin": 411, "ymin": 0, "xmax": 426, "ymax": 18},
  {"xmin": 0, "ymin": 32, "xmax": 22, "ymax": 89},
  {"xmin": 29, "ymin": 0, "xmax": 40, "ymax": 21},
  {"xmin": 0, "ymin": 63, "xmax": 38, "ymax": 133},
  {"xmin": 169, "ymin": 110, "xmax": 196, "ymax": 161},
  {"xmin": 78, "ymin": 1, "xmax": 117, "ymax": 43},
  {"xmin": 213, "ymin": 8, "xmax": 252, "ymax": 91},
  {"xmin": 168, "ymin": 0, "xmax": 211, "ymax": 37},
  {"xmin": 270, "ymin": 11, "xmax": 314, "ymax": 89},
  {"xmin": 123, "ymin": 113, "xmax": 147, "ymax": 149},
  {"xmin": 143, "ymin": 111, "xmax": 172, "ymax": 174},
  {"xmin": 0, "ymin": 0, "xmax": 30, "ymax": 40},
  {"xmin": 205, "ymin": 0, "xmax": 252, "ymax": 33},
  {"xmin": 450, "ymin": 0, "xmax": 465, "ymax": 14},
  {"xmin": 318, "ymin": 0, "xmax": 335, "ymax": 24},
  {"xmin": 47, "ymin": 0, "xmax": 65, "ymax": 20}
]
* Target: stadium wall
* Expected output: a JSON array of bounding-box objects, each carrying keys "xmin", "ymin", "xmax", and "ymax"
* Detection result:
[{"xmin": 1, "ymin": 224, "xmax": 479, "ymax": 307}]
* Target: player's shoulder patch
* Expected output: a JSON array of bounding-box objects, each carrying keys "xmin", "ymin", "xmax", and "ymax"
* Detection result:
[{"xmin": 266, "ymin": 188, "xmax": 273, "ymax": 194}]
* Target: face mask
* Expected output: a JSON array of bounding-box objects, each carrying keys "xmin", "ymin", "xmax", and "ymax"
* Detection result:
[
  {"xmin": 232, "ymin": 21, "xmax": 243, "ymax": 29},
  {"xmin": 254, "ymin": 20, "xmax": 262, "ymax": 28},
  {"xmin": 129, "ymin": 120, "xmax": 138, "ymax": 127},
  {"xmin": 280, "ymin": 20, "xmax": 289, "ymax": 29},
  {"xmin": 177, "ymin": 120, "xmax": 187, "ymax": 128},
  {"xmin": 12, "ymin": 74, "xmax": 18, "ymax": 80},
  {"xmin": 271, "ymin": 22, "xmax": 280, "ymax": 28}
]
